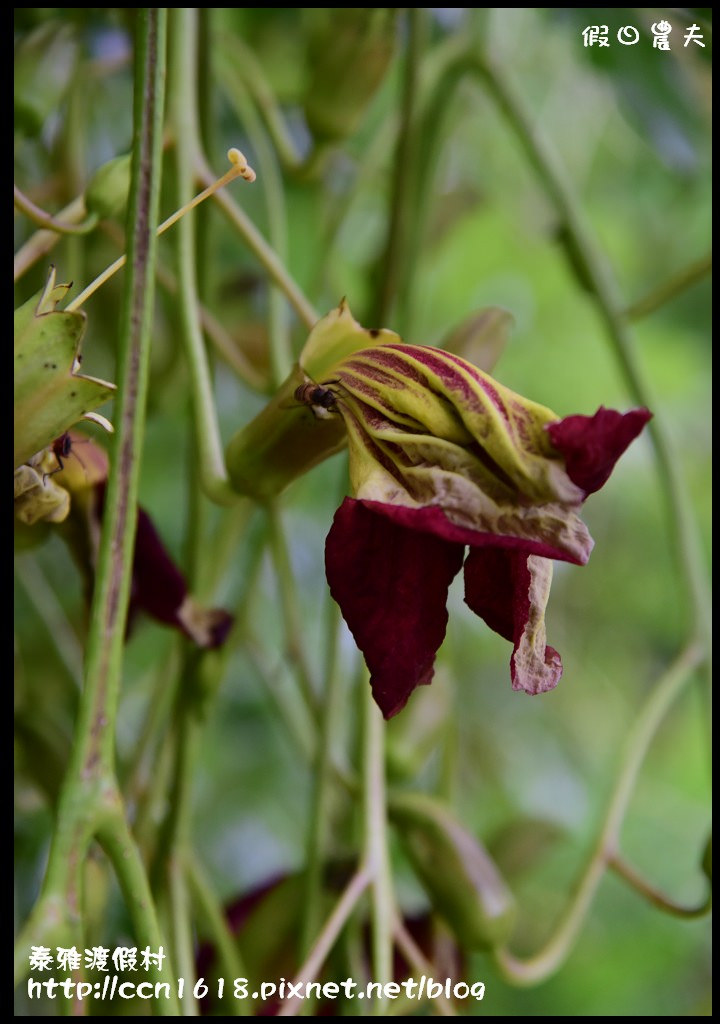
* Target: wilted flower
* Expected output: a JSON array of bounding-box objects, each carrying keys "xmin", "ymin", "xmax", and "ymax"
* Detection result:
[
  {"xmin": 318, "ymin": 343, "xmax": 651, "ymax": 718},
  {"xmin": 47, "ymin": 431, "xmax": 233, "ymax": 650},
  {"xmin": 222, "ymin": 301, "xmax": 651, "ymax": 718}
]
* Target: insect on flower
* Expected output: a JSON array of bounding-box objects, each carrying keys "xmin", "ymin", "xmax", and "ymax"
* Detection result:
[
  {"xmin": 294, "ymin": 378, "xmax": 341, "ymax": 419},
  {"xmin": 43, "ymin": 431, "xmax": 90, "ymax": 482},
  {"xmin": 50, "ymin": 432, "xmax": 74, "ymax": 473}
]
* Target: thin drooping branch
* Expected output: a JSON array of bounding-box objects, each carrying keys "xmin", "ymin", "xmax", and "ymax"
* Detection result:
[
  {"xmin": 168, "ymin": 7, "xmax": 240, "ymax": 507},
  {"xmin": 14, "ymin": 183, "xmax": 98, "ymax": 235},
  {"xmin": 608, "ymin": 851, "xmax": 711, "ymax": 918},
  {"xmin": 492, "ymin": 641, "xmax": 705, "ymax": 985},
  {"xmin": 363, "ymin": 681, "xmax": 395, "ymax": 1014},
  {"xmin": 625, "ymin": 251, "xmax": 712, "ymax": 321},
  {"xmin": 14, "ymin": 195, "xmax": 87, "ymax": 279},
  {"xmin": 473, "ymin": 56, "xmax": 711, "ymax": 651},
  {"xmin": 371, "ymin": 7, "xmax": 426, "ymax": 328},
  {"xmin": 276, "ymin": 867, "xmax": 372, "ymax": 1017}
]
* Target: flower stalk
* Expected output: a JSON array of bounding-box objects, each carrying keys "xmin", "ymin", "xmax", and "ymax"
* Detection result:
[{"xmin": 14, "ymin": 12, "xmax": 178, "ymax": 1013}]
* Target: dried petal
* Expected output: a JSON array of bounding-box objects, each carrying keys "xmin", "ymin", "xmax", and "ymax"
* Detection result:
[
  {"xmin": 14, "ymin": 463, "xmax": 70, "ymax": 525},
  {"xmin": 464, "ymin": 549, "xmax": 562, "ymax": 695}
]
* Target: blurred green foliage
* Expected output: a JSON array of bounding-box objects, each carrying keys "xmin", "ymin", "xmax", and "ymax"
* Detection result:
[{"xmin": 15, "ymin": 8, "xmax": 710, "ymax": 1017}]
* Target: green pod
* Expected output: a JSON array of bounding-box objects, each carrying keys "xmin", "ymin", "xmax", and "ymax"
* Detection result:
[
  {"xmin": 304, "ymin": 8, "xmax": 397, "ymax": 142},
  {"xmin": 84, "ymin": 153, "xmax": 132, "ymax": 220},
  {"xmin": 390, "ymin": 792, "xmax": 516, "ymax": 951}
]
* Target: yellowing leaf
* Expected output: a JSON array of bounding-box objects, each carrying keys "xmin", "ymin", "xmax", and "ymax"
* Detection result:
[{"xmin": 14, "ymin": 267, "xmax": 116, "ymax": 468}]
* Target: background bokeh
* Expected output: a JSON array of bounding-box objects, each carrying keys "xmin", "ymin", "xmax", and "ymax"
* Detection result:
[{"xmin": 15, "ymin": 8, "xmax": 711, "ymax": 1016}]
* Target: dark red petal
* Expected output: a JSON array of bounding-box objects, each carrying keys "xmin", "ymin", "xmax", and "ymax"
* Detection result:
[
  {"xmin": 546, "ymin": 406, "xmax": 652, "ymax": 496},
  {"xmin": 94, "ymin": 482, "xmax": 233, "ymax": 647},
  {"xmin": 176, "ymin": 602, "xmax": 235, "ymax": 649},
  {"xmin": 357, "ymin": 499, "xmax": 584, "ymax": 564},
  {"xmin": 325, "ymin": 498, "xmax": 464, "ymax": 718},
  {"xmin": 94, "ymin": 481, "xmax": 187, "ymax": 626},
  {"xmin": 464, "ymin": 548, "xmax": 562, "ymax": 695},
  {"xmin": 131, "ymin": 504, "xmax": 188, "ymax": 626}
]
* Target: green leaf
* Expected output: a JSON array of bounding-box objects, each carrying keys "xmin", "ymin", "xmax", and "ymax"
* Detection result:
[{"xmin": 14, "ymin": 267, "xmax": 116, "ymax": 468}]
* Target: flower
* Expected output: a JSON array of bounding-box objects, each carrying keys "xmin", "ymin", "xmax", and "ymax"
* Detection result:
[
  {"xmin": 47, "ymin": 431, "xmax": 233, "ymax": 650},
  {"xmin": 321, "ymin": 343, "xmax": 651, "ymax": 719}
]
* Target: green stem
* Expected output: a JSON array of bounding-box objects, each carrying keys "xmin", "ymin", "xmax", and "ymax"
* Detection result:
[
  {"xmin": 169, "ymin": 851, "xmax": 198, "ymax": 1015},
  {"xmin": 14, "ymin": 196, "xmax": 88, "ymax": 280},
  {"xmin": 316, "ymin": 108, "xmax": 396, "ymax": 295},
  {"xmin": 492, "ymin": 641, "xmax": 704, "ymax": 986},
  {"xmin": 267, "ymin": 502, "xmax": 319, "ymax": 715},
  {"xmin": 399, "ymin": 49, "xmax": 475, "ymax": 340},
  {"xmin": 154, "ymin": 257, "xmax": 267, "ymax": 389},
  {"xmin": 625, "ymin": 251, "xmax": 712, "ymax": 321},
  {"xmin": 132, "ymin": 713, "xmax": 176, "ymax": 857},
  {"xmin": 148, "ymin": 654, "xmax": 203, "ymax": 1014},
  {"xmin": 196, "ymin": 7, "xmax": 216, "ymax": 307},
  {"xmin": 275, "ymin": 866, "xmax": 372, "ymax": 1017},
  {"xmin": 318, "ymin": 35, "xmax": 467, "ymax": 310},
  {"xmin": 97, "ymin": 809, "xmax": 178, "ymax": 1008},
  {"xmin": 123, "ymin": 645, "xmax": 182, "ymax": 805},
  {"xmin": 371, "ymin": 7, "xmax": 426, "ymax": 328},
  {"xmin": 362, "ymin": 682, "xmax": 394, "ymax": 1014},
  {"xmin": 246, "ymin": 643, "xmax": 318, "ymax": 763},
  {"xmin": 170, "ymin": 7, "xmax": 239, "ymax": 507},
  {"xmin": 300, "ymin": 598, "xmax": 346, "ymax": 957},
  {"xmin": 195, "ymin": 156, "xmax": 319, "ymax": 330},
  {"xmin": 14, "ymin": 16, "xmax": 174, "ymax": 1014},
  {"xmin": 14, "ymin": 555, "xmax": 84, "ymax": 687},
  {"xmin": 214, "ymin": 33, "xmax": 303, "ymax": 171},
  {"xmin": 75, "ymin": 5, "xmax": 166, "ymax": 774},
  {"xmin": 224, "ymin": 513, "xmax": 318, "ymax": 760},
  {"xmin": 216, "ymin": 52, "xmax": 293, "ymax": 386},
  {"xmin": 14, "ymin": 184, "xmax": 99, "ymax": 235},
  {"xmin": 300, "ymin": 461, "xmax": 358, "ymax": 964},
  {"xmin": 185, "ymin": 851, "xmax": 246, "ymax": 1015},
  {"xmin": 201, "ymin": 499, "xmax": 257, "ymax": 597},
  {"xmin": 608, "ymin": 851, "xmax": 711, "ymax": 918},
  {"xmin": 392, "ymin": 916, "xmax": 457, "ymax": 1016}
]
